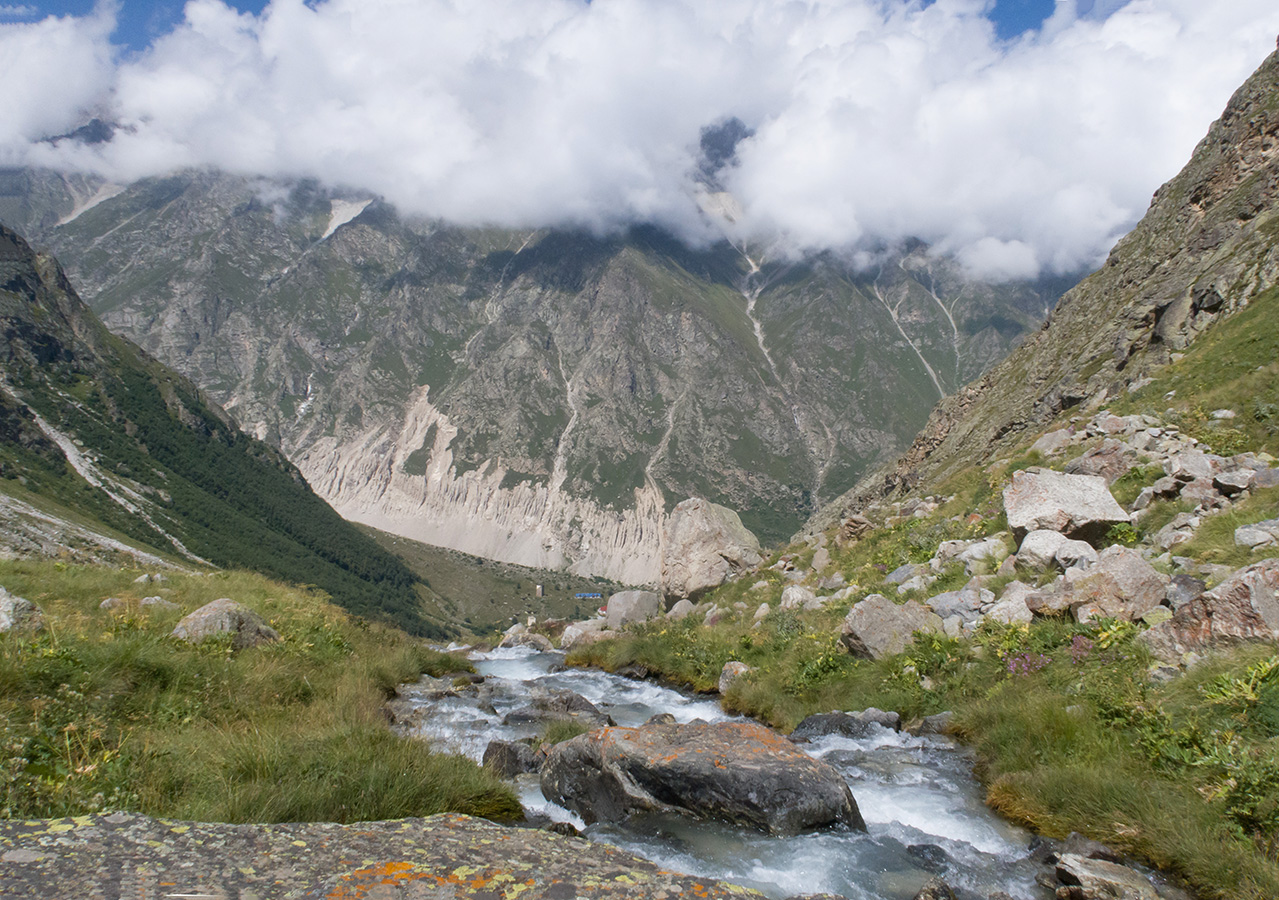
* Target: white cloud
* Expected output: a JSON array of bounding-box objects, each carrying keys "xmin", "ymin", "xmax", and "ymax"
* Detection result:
[{"xmin": 4, "ymin": 0, "xmax": 1279, "ymax": 277}]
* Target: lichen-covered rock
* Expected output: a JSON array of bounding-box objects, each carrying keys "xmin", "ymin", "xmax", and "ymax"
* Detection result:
[
  {"xmin": 140, "ymin": 596, "xmax": 179, "ymax": 612},
  {"xmin": 840, "ymin": 594, "xmax": 943, "ymax": 659},
  {"xmin": 1002, "ymin": 470, "xmax": 1129, "ymax": 543},
  {"xmin": 0, "ymin": 812, "xmax": 763, "ymax": 899},
  {"xmin": 0, "ymin": 588, "xmax": 42, "ymax": 633},
  {"xmin": 606, "ymin": 590, "xmax": 662, "ymax": 630},
  {"xmin": 171, "ymin": 598, "xmax": 280, "ymax": 649},
  {"xmin": 1061, "ymin": 546, "xmax": 1169, "ymax": 622},
  {"xmin": 1140, "ymin": 559, "xmax": 1279, "ymax": 666},
  {"xmin": 540, "ymin": 720, "xmax": 865, "ymax": 835},
  {"xmin": 661, "ymin": 498, "xmax": 762, "ymax": 599}
]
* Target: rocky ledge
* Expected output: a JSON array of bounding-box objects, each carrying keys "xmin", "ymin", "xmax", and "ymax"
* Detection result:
[{"xmin": 0, "ymin": 812, "xmax": 766, "ymax": 899}]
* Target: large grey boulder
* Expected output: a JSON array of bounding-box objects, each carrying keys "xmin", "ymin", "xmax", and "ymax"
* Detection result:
[
  {"xmin": 1140, "ymin": 559, "xmax": 1279, "ymax": 666},
  {"xmin": 171, "ymin": 598, "xmax": 280, "ymax": 649},
  {"xmin": 503, "ymin": 686, "xmax": 612, "ymax": 730},
  {"xmin": 1062, "ymin": 546, "xmax": 1169, "ymax": 622},
  {"xmin": 839, "ymin": 594, "xmax": 943, "ymax": 659},
  {"xmin": 540, "ymin": 720, "xmax": 865, "ymax": 835},
  {"xmin": 605, "ymin": 591, "xmax": 662, "ymax": 630},
  {"xmin": 1236, "ymin": 518, "xmax": 1279, "ymax": 549},
  {"xmin": 1002, "ymin": 470, "xmax": 1129, "ymax": 543},
  {"xmin": 1016, "ymin": 529, "xmax": 1069, "ymax": 569},
  {"xmin": 665, "ymin": 598, "xmax": 695, "ymax": 620},
  {"xmin": 560, "ymin": 618, "xmax": 610, "ymax": 651},
  {"xmin": 780, "ymin": 585, "xmax": 817, "ymax": 610},
  {"xmin": 661, "ymin": 498, "xmax": 762, "ymax": 599},
  {"xmin": 790, "ymin": 709, "xmax": 901, "ymax": 741},
  {"xmin": 0, "ymin": 588, "xmax": 43, "ymax": 633}
]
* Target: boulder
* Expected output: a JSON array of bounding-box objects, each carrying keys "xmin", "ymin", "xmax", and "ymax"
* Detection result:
[
  {"xmin": 753, "ymin": 602, "xmax": 770, "ymax": 622},
  {"xmin": 503, "ymin": 686, "xmax": 612, "ymax": 729},
  {"xmin": 171, "ymin": 599, "xmax": 280, "ymax": 649},
  {"xmin": 986, "ymin": 593, "xmax": 1033, "ymax": 626},
  {"xmin": 1055, "ymin": 540, "xmax": 1099, "ymax": 570},
  {"xmin": 1055, "ymin": 854, "xmax": 1158, "ymax": 900},
  {"xmin": 886, "ymin": 563, "xmax": 921, "ymax": 585},
  {"xmin": 1140, "ymin": 559, "xmax": 1279, "ymax": 666},
  {"xmin": 606, "ymin": 591, "xmax": 662, "ymax": 630},
  {"xmin": 1031, "ymin": 429, "xmax": 1074, "ymax": 455},
  {"xmin": 0, "ymin": 589, "xmax": 43, "ymax": 633},
  {"xmin": 482, "ymin": 739, "xmax": 542, "ymax": 777},
  {"xmin": 718, "ymin": 661, "xmax": 752, "ymax": 694},
  {"xmin": 790, "ymin": 709, "xmax": 901, "ymax": 741},
  {"xmin": 840, "ymin": 594, "xmax": 944, "ymax": 659},
  {"xmin": 1235, "ymin": 518, "xmax": 1279, "ymax": 549},
  {"xmin": 911, "ymin": 711, "xmax": 955, "ymax": 736},
  {"xmin": 560, "ymin": 619, "xmax": 610, "ymax": 651},
  {"xmin": 1215, "ymin": 469, "xmax": 1255, "ymax": 495},
  {"xmin": 780, "ymin": 585, "xmax": 817, "ymax": 610},
  {"xmin": 1166, "ymin": 574, "xmax": 1206, "ymax": 610},
  {"xmin": 1002, "ymin": 470, "xmax": 1129, "ymax": 543},
  {"xmin": 500, "ymin": 631, "xmax": 555, "ymax": 652},
  {"xmin": 661, "ymin": 499, "xmax": 762, "ymax": 599},
  {"xmin": 838, "ymin": 514, "xmax": 874, "ymax": 543},
  {"xmin": 957, "ymin": 534, "xmax": 1011, "ymax": 573},
  {"xmin": 811, "ymin": 546, "xmax": 831, "ymax": 572},
  {"xmin": 99, "ymin": 597, "xmax": 126, "ymax": 612},
  {"xmin": 140, "ymin": 596, "xmax": 179, "ymax": 612},
  {"xmin": 927, "ymin": 581, "xmax": 992, "ymax": 631},
  {"xmin": 539, "ymin": 720, "xmax": 866, "ymax": 835},
  {"xmin": 666, "ymin": 598, "xmax": 696, "ymax": 620},
  {"xmin": 1017, "ymin": 529, "xmax": 1069, "ymax": 569},
  {"xmin": 1064, "ymin": 440, "xmax": 1138, "ymax": 484},
  {"xmin": 1061, "ymin": 546, "xmax": 1169, "ymax": 622},
  {"xmin": 1166, "ymin": 451, "xmax": 1216, "ymax": 482},
  {"xmin": 911, "ymin": 878, "xmax": 956, "ymax": 900}
]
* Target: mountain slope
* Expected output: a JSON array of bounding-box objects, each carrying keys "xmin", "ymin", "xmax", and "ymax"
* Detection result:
[
  {"xmin": 812, "ymin": 47, "xmax": 1279, "ymax": 526},
  {"xmin": 2, "ymin": 169, "xmax": 1070, "ymax": 579},
  {"xmin": 0, "ymin": 223, "xmax": 446, "ymax": 636}
]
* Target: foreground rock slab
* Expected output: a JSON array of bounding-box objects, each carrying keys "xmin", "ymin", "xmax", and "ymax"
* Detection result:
[
  {"xmin": 541, "ymin": 720, "xmax": 866, "ymax": 835},
  {"xmin": 1002, "ymin": 470, "xmax": 1129, "ymax": 543},
  {"xmin": 1140, "ymin": 558, "xmax": 1279, "ymax": 666},
  {"xmin": 0, "ymin": 812, "xmax": 766, "ymax": 899}
]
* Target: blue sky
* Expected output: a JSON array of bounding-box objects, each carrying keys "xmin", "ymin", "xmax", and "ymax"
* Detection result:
[{"xmin": 8, "ymin": 0, "xmax": 1064, "ymax": 51}]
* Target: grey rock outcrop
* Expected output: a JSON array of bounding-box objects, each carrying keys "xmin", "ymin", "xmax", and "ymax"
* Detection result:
[
  {"xmin": 661, "ymin": 499, "xmax": 762, "ymax": 599},
  {"xmin": 1055, "ymin": 853, "xmax": 1159, "ymax": 900},
  {"xmin": 503, "ymin": 687, "xmax": 611, "ymax": 730},
  {"xmin": 1002, "ymin": 470, "xmax": 1129, "ymax": 543},
  {"xmin": 1062, "ymin": 546, "xmax": 1169, "ymax": 622},
  {"xmin": 1140, "ymin": 559, "xmax": 1279, "ymax": 666},
  {"xmin": 0, "ymin": 589, "xmax": 43, "ymax": 633},
  {"xmin": 540, "ymin": 720, "xmax": 866, "ymax": 835},
  {"xmin": 839, "ymin": 594, "xmax": 943, "ymax": 659},
  {"xmin": 560, "ymin": 618, "xmax": 610, "ymax": 651},
  {"xmin": 170, "ymin": 598, "xmax": 280, "ymax": 649},
  {"xmin": 605, "ymin": 591, "xmax": 662, "ymax": 630}
]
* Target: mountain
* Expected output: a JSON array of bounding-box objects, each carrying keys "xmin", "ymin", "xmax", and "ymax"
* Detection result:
[
  {"xmin": 810, "ymin": 46, "xmax": 1279, "ymax": 528},
  {"xmin": 0, "ymin": 168, "xmax": 1072, "ymax": 582},
  {"xmin": 0, "ymin": 222, "xmax": 449, "ymax": 637}
]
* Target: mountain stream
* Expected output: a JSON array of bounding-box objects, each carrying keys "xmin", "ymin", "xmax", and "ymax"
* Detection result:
[{"xmin": 399, "ymin": 647, "xmax": 1051, "ymax": 900}]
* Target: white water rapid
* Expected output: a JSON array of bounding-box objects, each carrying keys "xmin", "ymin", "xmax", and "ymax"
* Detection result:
[{"xmin": 397, "ymin": 648, "xmax": 1051, "ymax": 900}]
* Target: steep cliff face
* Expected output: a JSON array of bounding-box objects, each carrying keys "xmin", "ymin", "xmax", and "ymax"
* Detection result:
[
  {"xmin": 3, "ymin": 168, "xmax": 1067, "ymax": 576},
  {"xmin": 811, "ymin": 48, "xmax": 1279, "ymax": 529}
]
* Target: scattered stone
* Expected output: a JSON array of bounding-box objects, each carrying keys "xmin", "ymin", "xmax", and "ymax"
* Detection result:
[
  {"xmin": 0, "ymin": 588, "xmax": 43, "ymax": 633},
  {"xmin": 1031, "ymin": 429, "xmax": 1074, "ymax": 455},
  {"xmin": 840, "ymin": 595, "xmax": 944, "ymax": 659},
  {"xmin": 500, "ymin": 631, "xmax": 555, "ymax": 652},
  {"xmin": 661, "ymin": 499, "xmax": 762, "ymax": 599},
  {"xmin": 1017, "ymin": 530, "xmax": 1069, "ymax": 569},
  {"xmin": 482, "ymin": 739, "xmax": 541, "ymax": 777},
  {"xmin": 1166, "ymin": 574, "xmax": 1206, "ymax": 610},
  {"xmin": 957, "ymin": 534, "xmax": 1012, "ymax": 573},
  {"xmin": 503, "ymin": 687, "xmax": 612, "ymax": 730},
  {"xmin": 139, "ymin": 596, "xmax": 179, "ymax": 612},
  {"xmin": 1235, "ymin": 519, "xmax": 1279, "ymax": 549},
  {"xmin": 1140, "ymin": 559, "xmax": 1279, "ymax": 666},
  {"xmin": 753, "ymin": 603, "xmax": 770, "ymax": 622},
  {"xmin": 170, "ymin": 599, "xmax": 280, "ymax": 649},
  {"xmin": 1064, "ymin": 440, "xmax": 1138, "ymax": 484},
  {"xmin": 791, "ymin": 709, "xmax": 901, "ymax": 742},
  {"xmin": 718, "ymin": 661, "xmax": 752, "ymax": 694},
  {"xmin": 1055, "ymin": 540, "xmax": 1099, "ymax": 570},
  {"xmin": 132, "ymin": 573, "xmax": 152, "ymax": 584},
  {"xmin": 1179, "ymin": 477, "xmax": 1225, "ymax": 509},
  {"xmin": 1002, "ymin": 470, "xmax": 1130, "ymax": 543},
  {"xmin": 99, "ymin": 597, "xmax": 125, "ymax": 612},
  {"xmin": 606, "ymin": 591, "xmax": 662, "ymax": 630},
  {"xmin": 666, "ymin": 598, "xmax": 696, "ymax": 620},
  {"xmin": 838, "ymin": 514, "xmax": 874, "ymax": 543},
  {"xmin": 897, "ymin": 573, "xmax": 939, "ymax": 595},
  {"xmin": 911, "ymin": 711, "xmax": 955, "ymax": 736},
  {"xmin": 540, "ymin": 720, "xmax": 866, "ymax": 835},
  {"xmin": 1215, "ymin": 469, "xmax": 1255, "ymax": 495},
  {"xmin": 1166, "ymin": 451, "xmax": 1216, "ymax": 483},
  {"xmin": 886, "ymin": 563, "xmax": 921, "ymax": 586},
  {"xmin": 986, "ymin": 592, "xmax": 1033, "ymax": 626},
  {"xmin": 1155, "ymin": 513, "xmax": 1201, "ymax": 551},
  {"xmin": 1254, "ymin": 468, "xmax": 1279, "ymax": 489},
  {"xmin": 1062, "ymin": 546, "xmax": 1169, "ymax": 622},
  {"xmin": 811, "ymin": 547, "xmax": 831, "ymax": 572},
  {"xmin": 780, "ymin": 585, "xmax": 817, "ymax": 610},
  {"xmin": 1055, "ymin": 853, "xmax": 1159, "ymax": 900}
]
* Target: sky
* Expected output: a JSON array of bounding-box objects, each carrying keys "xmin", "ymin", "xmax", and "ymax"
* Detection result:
[{"xmin": 2, "ymin": 0, "xmax": 1278, "ymax": 279}]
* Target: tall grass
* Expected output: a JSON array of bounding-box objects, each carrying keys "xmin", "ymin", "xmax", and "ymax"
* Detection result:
[{"xmin": 0, "ymin": 560, "xmax": 520, "ymax": 824}]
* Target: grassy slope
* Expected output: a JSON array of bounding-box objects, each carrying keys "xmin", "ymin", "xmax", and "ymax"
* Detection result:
[{"xmin": 0, "ymin": 560, "xmax": 519, "ymax": 824}]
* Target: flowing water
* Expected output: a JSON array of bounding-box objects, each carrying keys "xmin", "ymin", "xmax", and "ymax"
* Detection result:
[{"xmin": 399, "ymin": 647, "xmax": 1052, "ymax": 900}]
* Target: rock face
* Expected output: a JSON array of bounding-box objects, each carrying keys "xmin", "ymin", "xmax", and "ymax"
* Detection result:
[
  {"xmin": 661, "ymin": 499, "xmax": 762, "ymax": 599},
  {"xmin": 1002, "ymin": 470, "xmax": 1129, "ymax": 543},
  {"xmin": 839, "ymin": 594, "xmax": 944, "ymax": 659},
  {"xmin": 1140, "ymin": 559, "xmax": 1279, "ymax": 665},
  {"xmin": 605, "ymin": 591, "xmax": 662, "ymax": 630},
  {"xmin": 0, "ymin": 589, "xmax": 43, "ymax": 633},
  {"xmin": 170, "ymin": 599, "xmax": 281, "ymax": 649},
  {"xmin": 0, "ymin": 812, "xmax": 763, "ymax": 900},
  {"xmin": 539, "ymin": 720, "xmax": 866, "ymax": 835}
]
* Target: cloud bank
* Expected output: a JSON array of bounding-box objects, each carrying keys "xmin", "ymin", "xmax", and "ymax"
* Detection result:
[{"xmin": 2, "ymin": 0, "xmax": 1279, "ymax": 278}]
